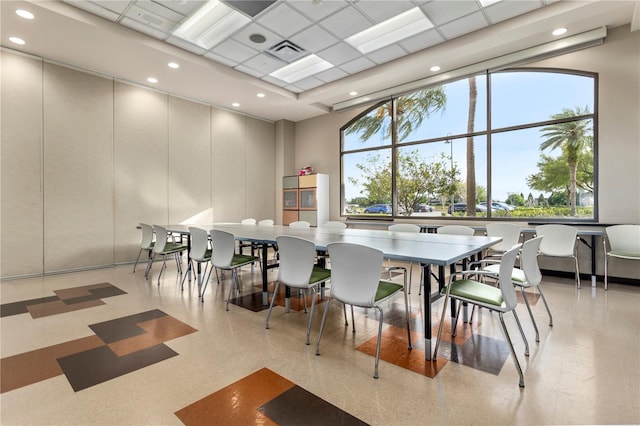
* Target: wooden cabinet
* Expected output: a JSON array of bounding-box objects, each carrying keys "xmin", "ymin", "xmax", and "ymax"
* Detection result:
[{"xmin": 282, "ymin": 174, "xmax": 329, "ymax": 227}]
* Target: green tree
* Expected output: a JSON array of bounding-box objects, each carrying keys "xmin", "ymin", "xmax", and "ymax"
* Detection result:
[
  {"xmin": 506, "ymin": 193, "xmax": 525, "ymax": 206},
  {"xmin": 539, "ymin": 107, "xmax": 592, "ymax": 215}
]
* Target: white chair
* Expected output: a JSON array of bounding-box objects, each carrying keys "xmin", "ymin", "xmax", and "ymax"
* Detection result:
[
  {"xmin": 289, "ymin": 220, "xmax": 311, "ymax": 228},
  {"xmin": 387, "ymin": 223, "xmax": 422, "ymax": 293},
  {"xmin": 265, "ymin": 236, "xmax": 331, "ymax": 344},
  {"xmin": 149, "ymin": 225, "xmax": 188, "ymax": 285},
  {"xmin": 535, "ymin": 224, "xmax": 580, "ymax": 288},
  {"xmin": 201, "ymin": 229, "xmax": 259, "ymax": 310},
  {"xmin": 321, "ymin": 221, "xmax": 347, "ymax": 229},
  {"xmin": 604, "ymin": 225, "xmax": 640, "ymax": 290},
  {"xmin": 241, "ymin": 218, "xmax": 257, "ymax": 225},
  {"xmin": 315, "ymin": 242, "xmax": 412, "ymax": 379},
  {"xmin": 481, "ymin": 236, "xmax": 552, "ymax": 342},
  {"xmin": 485, "ymin": 222, "xmax": 522, "ymax": 259},
  {"xmin": 133, "ymin": 223, "xmax": 154, "ymax": 274},
  {"xmin": 437, "ymin": 225, "xmax": 475, "ymax": 236},
  {"xmin": 258, "ymin": 219, "xmax": 274, "ymax": 226},
  {"xmin": 180, "ymin": 227, "xmax": 212, "ymax": 293},
  {"xmin": 434, "ymin": 245, "xmax": 529, "ymax": 387}
]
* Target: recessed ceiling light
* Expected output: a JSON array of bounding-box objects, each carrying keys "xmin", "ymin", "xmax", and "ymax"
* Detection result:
[
  {"xmin": 430, "ymin": 66, "xmax": 441, "ymax": 72},
  {"xmin": 552, "ymin": 28, "xmax": 568, "ymax": 36},
  {"xmin": 232, "ymin": 102, "xmax": 240, "ymax": 107},
  {"xmin": 168, "ymin": 62, "xmax": 180, "ymax": 69},
  {"xmin": 269, "ymin": 54, "xmax": 334, "ymax": 83},
  {"xmin": 349, "ymin": 91, "xmax": 358, "ymax": 96},
  {"xmin": 479, "ymin": 0, "xmax": 502, "ymax": 6},
  {"xmin": 345, "ymin": 7, "xmax": 433, "ymax": 54},
  {"xmin": 16, "ymin": 9, "xmax": 34, "ymax": 19},
  {"xmin": 9, "ymin": 36, "xmax": 25, "ymax": 45},
  {"xmin": 147, "ymin": 77, "xmax": 158, "ymax": 83},
  {"xmin": 257, "ymin": 93, "xmax": 265, "ymax": 98}
]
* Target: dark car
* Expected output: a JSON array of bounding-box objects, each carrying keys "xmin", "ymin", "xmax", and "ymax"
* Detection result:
[
  {"xmin": 413, "ymin": 204, "xmax": 434, "ymax": 212},
  {"xmin": 364, "ymin": 204, "xmax": 392, "ymax": 214},
  {"xmin": 447, "ymin": 203, "xmax": 486, "ymax": 214}
]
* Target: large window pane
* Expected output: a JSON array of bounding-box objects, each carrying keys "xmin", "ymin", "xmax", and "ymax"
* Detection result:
[
  {"xmin": 342, "ymin": 150, "xmax": 392, "ymax": 215},
  {"xmin": 342, "ymin": 101, "xmax": 392, "ymax": 151},
  {"xmin": 491, "ymin": 71, "xmax": 594, "ymax": 129},
  {"xmin": 399, "ymin": 75, "xmax": 487, "ymax": 143}
]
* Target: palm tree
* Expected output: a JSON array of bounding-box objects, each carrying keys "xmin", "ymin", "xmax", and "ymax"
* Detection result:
[
  {"xmin": 540, "ymin": 107, "xmax": 592, "ymax": 216},
  {"xmin": 346, "ymin": 87, "xmax": 446, "ymax": 142},
  {"xmin": 465, "ymin": 76, "xmax": 477, "ymax": 216}
]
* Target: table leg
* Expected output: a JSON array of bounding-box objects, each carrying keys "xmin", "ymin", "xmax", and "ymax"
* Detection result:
[
  {"xmin": 262, "ymin": 243, "xmax": 269, "ymax": 306},
  {"xmin": 423, "ymin": 264, "xmax": 432, "ymax": 361}
]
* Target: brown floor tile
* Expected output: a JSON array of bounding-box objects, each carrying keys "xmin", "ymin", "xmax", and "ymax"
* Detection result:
[
  {"xmin": 175, "ymin": 368, "xmax": 294, "ymax": 426},
  {"xmin": 27, "ymin": 299, "xmax": 106, "ymax": 318},
  {"xmin": 108, "ymin": 316, "xmax": 197, "ymax": 357},
  {"xmin": 53, "ymin": 282, "xmax": 115, "ymax": 300}
]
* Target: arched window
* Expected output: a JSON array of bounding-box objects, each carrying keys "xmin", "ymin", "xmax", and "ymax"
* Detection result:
[{"xmin": 340, "ymin": 69, "xmax": 596, "ymax": 221}]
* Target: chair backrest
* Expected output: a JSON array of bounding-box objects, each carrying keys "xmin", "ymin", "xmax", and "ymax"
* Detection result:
[
  {"xmin": 605, "ymin": 225, "xmax": 640, "ymax": 257},
  {"xmin": 188, "ymin": 227, "xmax": 209, "ymax": 261},
  {"xmin": 535, "ymin": 224, "xmax": 577, "ymax": 256},
  {"xmin": 210, "ymin": 229, "xmax": 235, "ymax": 268},
  {"xmin": 139, "ymin": 223, "xmax": 154, "ymax": 249},
  {"xmin": 388, "ymin": 223, "xmax": 420, "ymax": 233},
  {"xmin": 258, "ymin": 219, "xmax": 274, "ymax": 226},
  {"xmin": 326, "ymin": 242, "xmax": 384, "ymax": 307},
  {"xmin": 289, "ymin": 220, "xmax": 311, "ymax": 229},
  {"xmin": 486, "ymin": 222, "xmax": 521, "ymax": 252},
  {"xmin": 276, "ymin": 236, "xmax": 316, "ymax": 287},
  {"xmin": 321, "ymin": 221, "xmax": 347, "ymax": 229},
  {"xmin": 241, "ymin": 218, "xmax": 257, "ymax": 225},
  {"xmin": 497, "ymin": 244, "xmax": 521, "ymax": 311},
  {"xmin": 152, "ymin": 225, "xmax": 169, "ymax": 253},
  {"xmin": 520, "ymin": 236, "xmax": 544, "ymax": 287},
  {"xmin": 437, "ymin": 225, "xmax": 475, "ymax": 236}
]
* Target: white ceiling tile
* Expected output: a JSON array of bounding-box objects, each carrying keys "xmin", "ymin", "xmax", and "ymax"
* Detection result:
[
  {"xmin": 319, "ymin": 5, "xmax": 373, "ymax": 39},
  {"xmin": 314, "ymin": 67, "xmax": 349, "ymax": 83},
  {"xmin": 354, "ymin": 1, "xmax": 416, "ymax": 23},
  {"xmin": 399, "ymin": 28, "xmax": 444, "ymax": 53},
  {"xmin": 367, "ymin": 44, "xmax": 407, "ymax": 65},
  {"xmin": 120, "ymin": 16, "xmax": 172, "ymax": 38},
  {"xmin": 231, "ymin": 23, "xmax": 283, "ymax": 51},
  {"xmin": 130, "ymin": 1, "xmax": 183, "ymax": 22},
  {"xmin": 165, "ymin": 35, "xmax": 208, "ymax": 54},
  {"xmin": 338, "ymin": 56, "xmax": 376, "ymax": 74},
  {"xmin": 420, "ymin": 0, "xmax": 479, "ymax": 26},
  {"xmin": 284, "ymin": 84, "xmax": 305, "ymax": 93},
  {"xmin": 438, "ymin": 11, "xmax": 489, "ymax": 39},
  {"xmin": 484, "ymin": 1, "xmax": 543, "ymax": 24},
  {"xmin": 63, "ymin": 1, "xmax": 121, "ymax": 21},
  {"xmin": 209, "ymin": 39, "xmax": 259, "ymax": 63},
  {"xmin": 293, "ymin": 76, "xmax": 325, "ymax": 90},
  {"xmin": 289, "ymin": 25, "xmax": 340, "ymax": 53},
  {"xmin": 242, "ymin": 53, "xmax": 287, "ymax": 75},
  {"xmin": 256, "ymin": 3, "xmax": 313, "ymax": 39},
  {"xmin": 203, "ymin": 51, "xmax": 238, "ymax": 67},
  {"xmin": 287, "ymin": 0, "xmax": 349, "ymax": 21},
  {"xmin": 153, "ymin": 0, "xmax": 205, "ymax": 17},
  {"xmin": 124, "ymin": 5, "xmax": 179, "ymax": 32},
  {"xmin": 317, "ymin": 42, "xmax": 362, "ymax": 66},
  {"xmin": 261, "ymin": 75, "xmax": 290, "ymax": 87},
  {"xmin": 87, "ymin": 0, "xmax": 131, "ymax": 15}
]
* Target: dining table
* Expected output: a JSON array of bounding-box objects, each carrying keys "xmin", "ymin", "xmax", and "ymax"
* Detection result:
[{"xmin": 165, "ymin": 223, "xmax": 501, "ymax": 360}]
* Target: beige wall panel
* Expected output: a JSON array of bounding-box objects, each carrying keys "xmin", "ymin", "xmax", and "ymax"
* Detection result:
[
  {"xmin": 114, "ymin": 82, "xmax": 168, "ymax": 263},
  {"xmin": 42, "ymin": 63, "xmax": 114, "ymax": 272},
  {"xmin": 0, "ymin": 51, "xmax": 44, "ymax": 277},
  {"xmin": 168, "ymin": 96, "xmax": 212, "ymax": 225},
  {"xmin": 211, "ymin": 108, "xmax": 246, "ymax": 222},
  {"xmin": 245, "ymin": 117, "xmax": 276, "ymax": 222}
]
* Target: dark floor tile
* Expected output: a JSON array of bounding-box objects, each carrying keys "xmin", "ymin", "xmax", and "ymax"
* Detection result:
[
  {"xmin": 259, "ymin": 385, "xmax": 369, "ymax": 426},
  {"xmin": 0, "ymin": 296, "xmax": 59, "ymax": 317},
  {"xmin": 88, "ymin": 309, "xmax": 167, "ymax": 343},
  {"xmin": 447, "ymin": 334, "xmax": 510, "ymax": 375},
  {"xmin": 27, "ymin": 299, "xmax": 106, "ymax": 318}
]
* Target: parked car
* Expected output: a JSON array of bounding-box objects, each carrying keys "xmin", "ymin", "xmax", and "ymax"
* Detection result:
[
  {"xmin": 447, "ymin": 203, "xmax": 486, "ymax": 214},
  {"xmin": 413, "ymin": 204, "xmax": 434, "ymax": 212},
  {"xmin": 364, "ymin": 204, "xmax": 391, "ymax": 214},
  {"xmin": 480, "ymin": 201, "xmax": 515, "ymax": 211}
]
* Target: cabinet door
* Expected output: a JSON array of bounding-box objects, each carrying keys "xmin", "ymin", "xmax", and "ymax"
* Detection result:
[
  {"xmin": 299, "ymin": 188, "xmax": 317, "ymax": 210},
  {"xmin": 283, "ymin": 189, "xmax": 298, "ymax": 210},
  {"xmin": 283, "ymin": 175, "xmax": 299, "ymax": 189},
  {"xmin": 298, "ymin": 210, "xmax": 317, "ymax": 227},
  {"xmin": 283, "ymin": 210, "xmax": 299, "ymax": 225},
  {"xmin": 298, "ymin": 174, "xmax": 316, "ymax": 188}
]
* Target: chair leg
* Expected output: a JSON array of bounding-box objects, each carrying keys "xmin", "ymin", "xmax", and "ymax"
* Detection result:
[
  {"xmin": 403, "ymin": 284, "xmax": 412, "ymax": 349},
  {"xmin": 144, "ymin": 253, "xmax": 155, "ymax": 278},
  {"xmin": 604, "ymin": 255, "xmax": 609, "ymax": 291},
  {"xmin": 536, "ymin": 285, "xmax": 553, "ymax": 326},
  {"xmin": 316, "ymin": 298, "xmax": 333, "ymax": 356},
  {"xmin": 520, "ymin": 288, "xmax": 539, "ymax": 342},
  {"xmin": 306, "ymin": 287, "xmax": 318, "ymax": 345},
  {"xmin": 511, "ymin": 309, "xmax": 529, "ymax": 357},
  {"xmin": 180, "ymin": 260, "xmax": 193, "ymax": 290},
  {"xmin": 373, "ymin": 306, "xmax": 384, "ymax": 379},
  {"xmin": 433, "ymin": 292, "xmax": 451, "ymax": 361},
  {"xmin": 342, "ymin": 304, "xmax": 348, "ymax": 326},
  {"xmin": 350, "ymin": 305, "xmax": 356, "ymax": 333},
  {"xmin": 157, "ymin": 255, "xmax": 167, "ymax": 285},
  {"xmin": 499, "ymin": 312, "xmax": 525, "ymax": 388},
  {"xmin": 574, "ymin": 255, "xmax": 581, "ymax": 289},
  {"xmin": 200, "ymin": 267, "xmax": 214, "ymax": 301},
  {"xmin": 133, "ymin": 248, "xmax": 143, "ymax": 272},
  {"xmin": 265, "ymin": 281, "xmax": 281, "ymax": 329}
]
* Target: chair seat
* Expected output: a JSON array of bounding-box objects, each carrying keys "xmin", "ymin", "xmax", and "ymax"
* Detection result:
[
  {"xmin": 229, "ymin": 254, "xmax": 258, "ymax": 267},
  {"xmin": 310, "ymin": 266, "xmax": 331, "ymax": 285},
  {"xmin": 443, "ymin": 279, "xmax": 504, "ymax": 307},
  {"xmin": 608, "ymin": 250, "xmax": 640, "ymax": 259},
  {"xmin": 375, "ymin": 280, "xmax": 404, "ymax": 303},
  {"xmin": 483, "ymin": 264, "xmax": 527, "ymax": 283},
  {"xmin": 163, "ymin": 242, "xmax": 187, "ymax": 254}
]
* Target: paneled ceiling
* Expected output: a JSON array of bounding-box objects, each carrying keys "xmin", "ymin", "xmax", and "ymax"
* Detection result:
[{"xmin": 1, "ymin": 0, "xmax": 638, "ymax": 122}]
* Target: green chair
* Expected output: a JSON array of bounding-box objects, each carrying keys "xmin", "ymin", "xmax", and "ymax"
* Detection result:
[
  {"xmin": 434, "ymin": 245, "xmax": 529, "ymax": 387},
  {"xmin": 150, "ymin": 225, "xmax": 188, "ymax": 285},
  {"xmin": 315, "ymin": 242, "xmax": 412, "ymax": 379},
  {"xmin": 180, "ymin": 227, "xmax": 212, "ymax": 293},
  {"xmin": 134, "ymin": 223, "xmax": 154, "ymax": 274},
  {"xmin": 265, "ymin": 235, "xmax": 331, "ymax": 345},
  {"xmin": 201, "ymin": 229, "xmax": 258, "ymax": 310}
]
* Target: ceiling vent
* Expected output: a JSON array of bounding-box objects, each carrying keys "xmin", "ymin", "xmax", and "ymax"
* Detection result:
[
  {"xmin": 222, "ymin": 0, "xmax": 276, "ymax": 18},
  {"xmin": 266, "ymin": 40, "xmax": 308, "ymax": 63}
]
